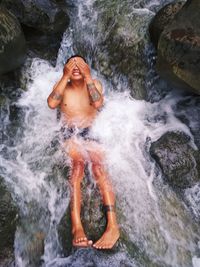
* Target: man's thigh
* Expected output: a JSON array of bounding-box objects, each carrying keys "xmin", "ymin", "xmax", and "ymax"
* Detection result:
[
  {"xmin": 85, "ymin": 140, "xmax": 105, "ymax": 164},
  {"xmin": 64, "ymin": 138, "xmax": 86, "ymax": 162}
]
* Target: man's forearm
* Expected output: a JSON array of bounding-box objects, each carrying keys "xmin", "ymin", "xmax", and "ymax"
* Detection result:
[
  {"xmin": 85, "ymin": 77, "xmax": 101, "ymax": 103},
  {"xmin": 50, "ymin": 75, "xmax": 68, "ymax": 100}
]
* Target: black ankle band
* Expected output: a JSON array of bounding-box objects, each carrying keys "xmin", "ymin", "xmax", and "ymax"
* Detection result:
[{"xmin": 103, "ymin": 205, "xmax": 115, "ymax": 212}]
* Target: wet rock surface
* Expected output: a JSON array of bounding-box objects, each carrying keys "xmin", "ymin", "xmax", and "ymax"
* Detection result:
[
  {"xmin": 149, "ymin": 1, "xmax": 185, "ymax": 47},
  {"xmin": 47, "ymin": 248, "xmax": 137, "ymax": 267},
  {"xmin": 73, "ymin": 1, "xmax": 154, "ymax": 100},
  {"xmin": 1, "ymin": 0, "xmax": 69, "ymax": 34},
  {"xmin": 150, "ymin": 131, "xmax": 200, "ymax": 189},
  {"xmin": 95, "ymin": 5, "xmax": 153, "ymax": 100},
  {"xmin": 175, "ymin": 96, "xmax": 200, "ymax": 150},
  {"xmin": 156, "ymin": 0, "xmax": 200, "ymax": 93},
  {"xmin": 0, "ymin": 6, "xmax": 26, "ymax": 75},
  {"xmin": 22, "ymin": 25, "xmax": 64, "ymax": 64},
  {"xmin": 0, "ymin": 177, "xmax": 18, "ymax": 266},
  {"xmin": 1, "ymin": 0, "xmax": 70, "ymax": 66}
]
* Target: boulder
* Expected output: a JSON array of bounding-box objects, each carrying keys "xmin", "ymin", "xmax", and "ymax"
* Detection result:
[
  {"xmin": 156, "ymin": 0, "xmax": 200, "ymax": 93},
  {"xmin": 0, "ymin": 177, "xmax": 18, "ymax": 265},
  {"xmin": 149, "ymin": 1, "xmax": 185, "ymax": 47},
  {"xmin": 150, "ymin": 131, "xmax": 200, "ymax": 189},
  {"xmin": 175, "ymin": 96, "xmax": 200, "ymax": 150},
  {"xmin": 1, "ymin": 0, "xmax": 70, "ymax": 34},
  {"xmin": 98, "ymin": 8, "xmax": 154, "ymax": 100},
  {"xmin": 73, "ymin": 1, "xmax": 154, "ymax": 100},
  {"xmin": 0, "ymin": 6, "xmax": 26, "ymax": 75}
]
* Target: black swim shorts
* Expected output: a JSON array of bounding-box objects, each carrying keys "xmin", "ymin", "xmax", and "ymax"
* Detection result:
[{"xmin": 61, "ymin": 127, "xmax": 99, "ymax": 142}]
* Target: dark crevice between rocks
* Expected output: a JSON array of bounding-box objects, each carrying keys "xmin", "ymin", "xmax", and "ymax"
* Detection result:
[{"xmin": 21, "ymin": 24, "xmax": 64, "ymax": 65}]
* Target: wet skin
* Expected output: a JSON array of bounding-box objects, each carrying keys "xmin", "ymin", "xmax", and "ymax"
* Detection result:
[{"xmin": 47, "ymin": 57, "xmax": 119, "ymax": 249}]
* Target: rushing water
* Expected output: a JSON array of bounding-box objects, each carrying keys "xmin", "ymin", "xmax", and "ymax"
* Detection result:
[{"xmin": 1, "ymin": 0, "xmax": 200, "ymax": 266}]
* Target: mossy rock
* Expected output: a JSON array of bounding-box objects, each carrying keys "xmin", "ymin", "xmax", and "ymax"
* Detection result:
[
  {"xmin": 149, "ymin": 1, "xmax": 185, "ymax": 47},
  {"xmin": 150, "ymin": 131, "xmax": 200, "ymax": 189},
  {"xmin": 0, "ymin": 6, "xmax": 26, "ymax": 75},
  {"xmin": 156, "ymin": 0, "xmax": 200, "ymax": 93},
  {"xmin": 73, "ymin": 0, "xmax": 154, "ymax": 100},
  {"xmin": 0, "ymin": 177, "xmax": 18, "ymax": 264},
  {"xmin": 1, "ymin": 0, "xmax": 70, "ymax": 34}
]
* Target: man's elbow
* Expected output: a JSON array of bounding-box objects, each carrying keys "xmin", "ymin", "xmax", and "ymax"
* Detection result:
[
  {"xmin": 92, "ymin": 98, "xmax": 104, "ymax": 109},
  {"xmin": 47, "ymin": 98, "xmax": 58, "ymax": 109}
]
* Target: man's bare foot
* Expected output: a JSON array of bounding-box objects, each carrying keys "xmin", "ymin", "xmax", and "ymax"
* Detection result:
[
  {"xmin": 72, "ymin": 227, "xmax": 93, "ymax": 247},
  {"xmin": 93, "ymin": 225, "xmax": 120, "ymax": 249}
]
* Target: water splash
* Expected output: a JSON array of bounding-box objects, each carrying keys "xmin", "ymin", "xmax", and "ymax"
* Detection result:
[{"xmin": 0, "ymin": 0, "xmax": 200, "ymax": 266}]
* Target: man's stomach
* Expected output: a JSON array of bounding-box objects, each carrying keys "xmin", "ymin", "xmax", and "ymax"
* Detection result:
[{"xmin": 60, "ymin": 107, "xmax": 97, "ymax": 128}]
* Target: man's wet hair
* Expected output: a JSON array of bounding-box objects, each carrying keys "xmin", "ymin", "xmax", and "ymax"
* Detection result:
[{"xmin": 66, "ymin": 54, "xmax": 87, "ymax": 64}]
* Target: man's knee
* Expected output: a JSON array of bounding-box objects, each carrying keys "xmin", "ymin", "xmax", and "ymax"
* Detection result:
[{"xmin": 92, "ymin": 163, "xmax": 104, "ymax": 178}]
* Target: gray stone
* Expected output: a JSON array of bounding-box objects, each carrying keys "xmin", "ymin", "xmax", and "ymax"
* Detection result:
[
  {"xmin": 73, "ymin": 0, "xmax": 154, "ymax": 100},
  {"xmin": 0, "ymin": 6, "xmax": 26, "ymax": 75},
  {"xmin": 0, "ymin": 177, "xmax": 18, "ymax": 265},
  {"xmin": 149, "ymin": 1, "xmax": 185, "ymax": 47},
  {"xmin": 1, "ymin": 0, "xmax": 70, "ymax": 34},
  {"xmin": 156, "ymin": 0, "xmax": 200, "ymax": 93},
  {"xmin": 150, "ymin": 131, "xmax": 200, "ymax": 188}
]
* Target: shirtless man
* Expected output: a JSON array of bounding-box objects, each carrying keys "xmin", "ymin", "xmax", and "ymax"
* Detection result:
[{"xmin": 47, "ymin": 55, "xmax": 119, "ymax": 249}]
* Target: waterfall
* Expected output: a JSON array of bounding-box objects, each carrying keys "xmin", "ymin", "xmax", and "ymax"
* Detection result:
[{"xmin": 1, "ymin": 0, "xmax": 200, "ymax": 266}]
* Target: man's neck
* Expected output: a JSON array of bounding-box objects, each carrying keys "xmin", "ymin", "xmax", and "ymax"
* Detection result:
[{"xmin": 71, "ymin": 79, "xmax": 85, "ymax": 90}]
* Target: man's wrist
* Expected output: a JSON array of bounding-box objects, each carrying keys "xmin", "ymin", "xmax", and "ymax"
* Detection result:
[
  {"xmin": 85, "ymin": 76, "xmax": 93, "ymax": 84},
  {"xmin": 62, "ymin": 74, "xmax": 70, "ymax": 81},
  {"xmin": 87, "ymin": 82, "xmax": 95, "ymax": 90}
]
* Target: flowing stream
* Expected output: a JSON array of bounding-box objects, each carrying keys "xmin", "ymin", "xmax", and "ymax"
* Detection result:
[{"xmin": 1, "ymin": 0, "xmax": 200, "ymax": 266}]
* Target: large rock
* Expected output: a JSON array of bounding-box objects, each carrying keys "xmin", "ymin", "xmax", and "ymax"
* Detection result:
[
  {"xmin": 73, "ymin": 1, "xmax": 154, "ymax": 100},
  {"xmin": 0, "ymin": 177, "xmax": 18, "ymax": 265},
  {"xmin": 1, "ymin": 0, "xmax": 70, "ymax": 63},
  {"xmin": 150, "ymin": 131, "xmax": 200, "ymax": 189},
  {"xmin": 22, "ymin": 25, "xmax": 64, "ymax": 64},
  {"xmin": 149, "ymin": 1, "xmax": 185, "ymax": 47},
  {"xmin": 98, "ymin": 7, "xmax": 154, "ymax": 100},
  {"xmin": 156, "ymin": 0, "xmax": 200, "ymax": 93},
  {"xmin": 175, "ymin": 96, "xmax": 200, "ymax": 150},
  {"xmin": 1, "ymin": 0, "xmax": 70, "ymax": 34},
  {"xmin": 0, "ymin": 6, "xmax": 26, "ymax": 75}
]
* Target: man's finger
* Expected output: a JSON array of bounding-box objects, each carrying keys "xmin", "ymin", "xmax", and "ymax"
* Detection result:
[
  {"xmin": 77, "ymin": 61, "xmax": 88, "ymax": 70},
  {"xmin": 77, "ymin": 60, "xmax": 89, "ymax": 70},
  {"xmin": 75, "ymin": 61, "xmax": 84, "ymax": 72},
  {"xmin": 68, "ymin": 62, "xmax": 76, "ymax": 71},
  {"xmin": 76, "ymin": 57, "xmax": 86, "ymax": 64},
  {"xmin": 66, "ymin": 60, "xmax": 75, "ymax": 68}
]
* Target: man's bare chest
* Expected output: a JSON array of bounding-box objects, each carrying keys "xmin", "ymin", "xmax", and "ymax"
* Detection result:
[{"xmin": 61, "ymin": 87, "xmax": 92, "ymax": 111}]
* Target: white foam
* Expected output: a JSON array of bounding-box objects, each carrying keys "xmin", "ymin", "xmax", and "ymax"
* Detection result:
[
  {"xmin": 1, "ymin": 0, "xmax": 199, "ymax": 266},
  {"xmin": 193, "ymin": 257, "xmax": 200, "ymax": 267}
]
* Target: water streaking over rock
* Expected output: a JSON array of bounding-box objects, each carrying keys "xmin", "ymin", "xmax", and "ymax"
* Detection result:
[
  {"xmin": 0, "ymin": 59, "xmax": 70, "ymax": 266},
  {"xmin": 1, "ymin": 0, "xmax": 200, "ymax": 266}
]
